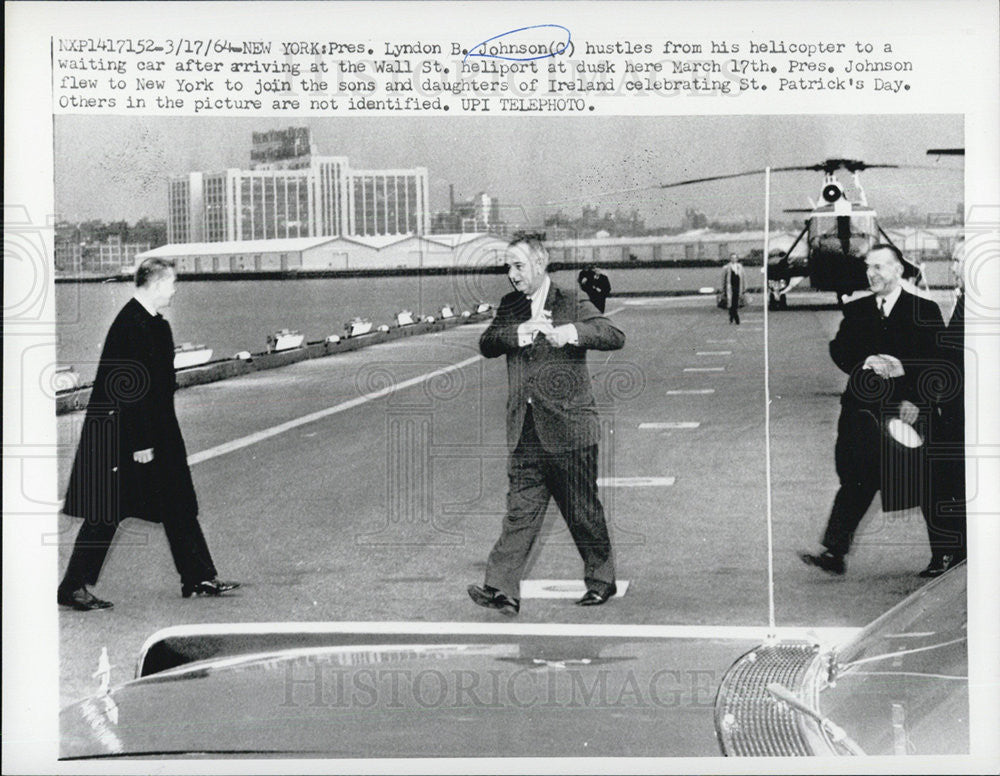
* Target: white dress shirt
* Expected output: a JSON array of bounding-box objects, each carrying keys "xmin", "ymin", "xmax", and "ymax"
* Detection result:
[
  {"xmin": 516, "ymin": 275, "xmax": 582, "ymax": 347},
  {"xmin": 528, "ymin": 275, "xmax": 552, "ymax": 323},
  {"xmin": 877, "ymin": 285, "xmax": 902, "ymax": 317},
  {"xmin": 133, "ymin": 294, "xmax": 159, "ymax": 317},
  {"xmin": 515, "ymin": 276, "xmax": 582, "ymax": 348}
]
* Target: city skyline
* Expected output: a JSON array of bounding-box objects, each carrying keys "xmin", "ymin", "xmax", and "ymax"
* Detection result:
[{"xmin": 55, "ymin": 114, "xmax": 963, "ymax": 230}]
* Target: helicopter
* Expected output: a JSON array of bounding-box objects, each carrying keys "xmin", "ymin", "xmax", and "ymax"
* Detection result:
[{"xmin": 649, "ymin": 157, "xmax": 952, "ymax": 309}]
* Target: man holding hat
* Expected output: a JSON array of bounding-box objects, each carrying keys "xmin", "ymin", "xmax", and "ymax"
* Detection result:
[{"xmin": 800, "ymin": 244, "xmax": 947, "ymax": 576}]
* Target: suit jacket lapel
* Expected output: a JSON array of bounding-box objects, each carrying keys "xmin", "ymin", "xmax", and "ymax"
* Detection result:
[
  {"xmin": 884, "ymin": 289, "xmax": 910, "ymax": 323},
  {"xmin": 508, "ymin": 292, "xmax": 532, "ymax": 324}
]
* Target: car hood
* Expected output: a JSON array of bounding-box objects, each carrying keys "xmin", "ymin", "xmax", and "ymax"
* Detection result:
[{"xmin": 61, "ymin": 632, "xmax": 761, "ymax": 759}]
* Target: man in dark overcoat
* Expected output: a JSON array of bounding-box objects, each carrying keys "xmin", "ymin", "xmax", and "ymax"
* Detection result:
[
  {"xmin": 921, "ymin": 242, "xmax": 968, "ymax": 576},
  {"xmin": 800, "ymin": 244, "xmax": 946, "ymax": 576},
  {"xmin": 59, "ymin": 258, "xmax": 239, "ymax": 610},
  {"xmin": 468, "ymin": 234, "xmax": 625, "ymax": 615},
  {"xmin": 720, "ymin": 253, "xmax": 746, "ymax": 324},
  {"xmin": 578, "ymin": 265, "xmax": 611, "ymax": 313}
]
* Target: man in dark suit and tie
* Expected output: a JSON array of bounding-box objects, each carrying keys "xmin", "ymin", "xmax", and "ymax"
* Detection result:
[
  {"xmin": 800, "ymin": 244, "xmax": 946, "ymax": 576},
  {"xmin": 468, "ymin": 233, "xmax": 625, "ymax": 615},
  {"xmin": 59, "ymin": 258, "xmax": 239, "ymax": 610}
]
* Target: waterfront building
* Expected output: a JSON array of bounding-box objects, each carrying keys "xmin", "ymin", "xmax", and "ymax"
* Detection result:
[
  {"xmin": 544, "ymin": 230, "xmax": 804, "ymax": 264},
  {"xmin": 168, "ymin": 128, "xmax": 430, "ymax": 244},
  {"xmin": 431, "ymin": 188, "xmax": 505, "ymax": 234},
  {"xmin": 54, "ymin": 241, "xmax": 84, "ymax": 274},
  {"xmin": 54, "ymin": 236, "xmax": 150, "ymax": 275},
  {"xmin": 134, "ymin": 225, "xmax": 963, "ymax": 278},
  {"xmin": 136, "ymin": 233, "xmax": 507, "ymax": 274},
  {"xmin": 97, "ymin": 236, "xmax": 151, "ymax": 273}
]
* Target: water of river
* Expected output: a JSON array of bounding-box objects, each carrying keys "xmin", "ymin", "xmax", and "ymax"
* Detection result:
[
  {"xmin": 54, "ymin": 262, "xmax": 953, "ymax": 384},
  {"xmin": 55, "ymin": 267, "xmax": 735, "ymax": 383}
]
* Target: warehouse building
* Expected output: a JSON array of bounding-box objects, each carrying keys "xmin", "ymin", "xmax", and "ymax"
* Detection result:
[{"xmin": 135, "ymin": 234, "xmax": 509, "ymax": 274}]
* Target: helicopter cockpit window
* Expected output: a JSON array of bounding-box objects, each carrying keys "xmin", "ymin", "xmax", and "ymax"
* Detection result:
[{"xmin": 809, "ymin": 212, "xmax": 875, "ymax": 238}]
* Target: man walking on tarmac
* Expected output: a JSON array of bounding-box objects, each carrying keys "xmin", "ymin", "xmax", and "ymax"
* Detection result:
[
  {"xmin": 59, "ymin": 258, "xmax": 240, "ymax": 610},
  {"xmin": 800, "ymin": 244, "xmax": 946, "ymax": 576},
  {"xmin": 468, "ymin": 233, "xmax": 625, "ymax": 616}
]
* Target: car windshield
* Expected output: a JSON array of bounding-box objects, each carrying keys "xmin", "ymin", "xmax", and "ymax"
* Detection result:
[{"xmin": 816, "ymin": 564, "xmax": 968, "ymax": 756}]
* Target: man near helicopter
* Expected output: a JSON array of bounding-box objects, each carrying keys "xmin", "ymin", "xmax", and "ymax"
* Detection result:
[
  {"xmin": 720, "ymin": 253, "xmax": 746, "ymax": 324},
  {"xmin": 800, "ymin": 244, "xmax": 947, "ymax": 576},
  {"xmin": 578, "ymin": 265, "xmax": 611, "ymax": 313}
]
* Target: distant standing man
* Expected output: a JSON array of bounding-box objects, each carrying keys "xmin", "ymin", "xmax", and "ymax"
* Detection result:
[
  {"xmin": 800, "ymin": 244, "xmax": 945, "ymax": 576},
  {"xmin": 469, "ymin": 233, "xmax": 625, "ymax": 615},
  {"xmin": 578, "ymin": 265, "xmax": 611, "ymax": 313},
  {"xmin": 721, "ymin": 253, "xmax": 745, "ymax": 324},
  {"xmin": 59, "ymin": 258, "xmax": 240, "ymax": 610}
]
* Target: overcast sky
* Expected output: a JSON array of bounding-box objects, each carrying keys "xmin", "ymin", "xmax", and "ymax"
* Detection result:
[{"xmin": 54, "ymin": 114, "xmax": 963, "ymax": 227}]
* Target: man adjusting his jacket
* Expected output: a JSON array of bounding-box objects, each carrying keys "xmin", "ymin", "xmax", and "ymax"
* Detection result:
[{"xmin": 469, "ymin": 233, "xmax": 625, "ymax": 616}]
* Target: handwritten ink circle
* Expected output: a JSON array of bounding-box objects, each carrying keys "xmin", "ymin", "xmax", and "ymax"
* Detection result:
[{"xmin": 465, "ymin": 24, "xmax": 571, "ymax": 63}]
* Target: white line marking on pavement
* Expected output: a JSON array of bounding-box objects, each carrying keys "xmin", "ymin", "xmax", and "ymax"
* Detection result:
[
  {"xmin": 696, "ymin": 351, "xmax": 732, "ymax": 356},
  {"xmin": 188, "ymin": 355, "xmax": 483, "ymax": 465},
  {"xmin": 666, "ymin": 388, "xmax": 715, "ymax": 395},
  {"xmin": 683, "ymin": 367, "xmax": 725, "ymax": 372},
  {"xmin": 620, "ymin": 295, "xmax": 709, "ymax": 306},
  {"xmin": 639, "ymin": 422, "xmax": 700, "ymax": 429},
  {"xmin": 597, "ymin": 476, "xmax": 675, "ymax": 487},
  {"xmin": 142, "ymin": 621, "xmax": 863, "ymax": 648},
  {"xmin": 521, "ymin": 580, "xmax": 630, "ymax": 599}
]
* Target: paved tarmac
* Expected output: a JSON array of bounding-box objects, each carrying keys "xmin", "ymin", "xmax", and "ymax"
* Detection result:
[{"xmin": 57, "ymin": 291, "xmax": 954, "ymax": 709}]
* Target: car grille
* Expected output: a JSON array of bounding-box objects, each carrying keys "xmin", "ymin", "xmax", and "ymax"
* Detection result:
[{"xmin": 714, "ymin": 641, "xmax": 819, "ymax": 756}]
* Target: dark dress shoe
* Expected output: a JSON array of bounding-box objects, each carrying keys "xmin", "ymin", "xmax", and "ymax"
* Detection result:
[
  {"xmin": 799, "ymin": 550, "xmax": 846, "ymax": 575},
  {"xmin": 576, "ymin": 584, "xmax": 617, "ymax": 606},
  {"xmin": 467, "ymin": 584, "xmax": 519, "ymax": 616},
  {"xmin": 919, "ymin": 554, "xmax": 959, "ymax": 578},
  {"xmin": 182, "ymin": 578, "xmax": 241, "ymax": 598},
  {"xmin": 58, "ymin": 586, "xmax": 113, "ymax": 611}
]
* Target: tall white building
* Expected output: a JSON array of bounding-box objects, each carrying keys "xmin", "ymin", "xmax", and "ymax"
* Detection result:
[{"xmin": 167, "ymin": 128, "xmax": 429, "ymax": 244}]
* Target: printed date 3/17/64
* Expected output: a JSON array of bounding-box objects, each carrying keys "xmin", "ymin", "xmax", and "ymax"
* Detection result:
[{"xmin": 56, "ymin": 38, "xmax": 276, "ymax": 56}]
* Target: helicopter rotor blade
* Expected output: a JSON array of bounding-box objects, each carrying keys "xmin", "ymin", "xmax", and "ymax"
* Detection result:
[
  {"xmin": 654, "ymin": 165, "xmax": 813, "ymax": 190},
  {"xmin": 540, "ymin": 168, "xmax": 786, "ymax": 204},
  {"xmin": 542, "ymin": 158, "xmax": 958, "ymax": 206},
  {"xmin": 802, "ymin": 159, "xmax": 898, "ymax": 173},
  {"xmin": 652, "ymin": 159, "xmax": 957, "ymax": 189}
]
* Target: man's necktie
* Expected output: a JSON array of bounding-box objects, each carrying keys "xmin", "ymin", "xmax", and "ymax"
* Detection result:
[{"xmin": 878, "ymin": 298, "xmax": 887, "ymax": 318}]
